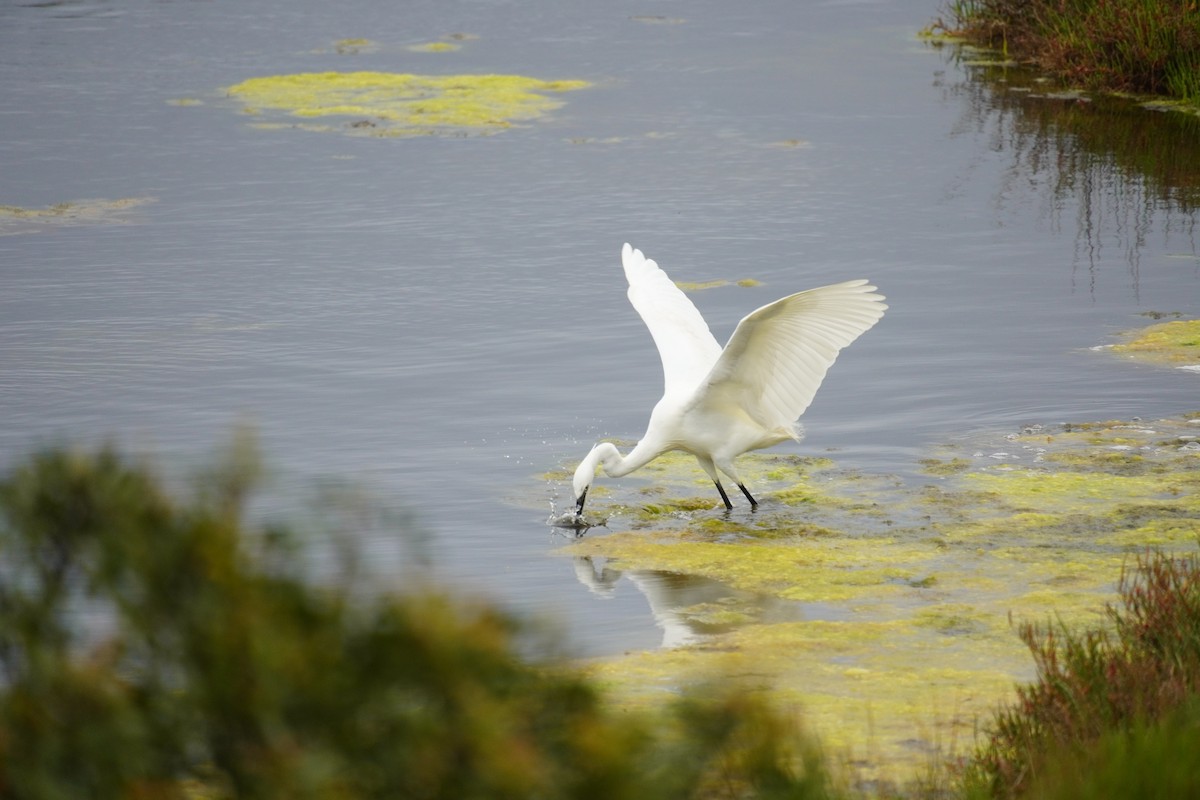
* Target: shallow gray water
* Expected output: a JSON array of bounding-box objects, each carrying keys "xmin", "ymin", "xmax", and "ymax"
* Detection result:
[{"xmin": 2, "ymin": 0, "xmax": 1198, "ymax": 655}]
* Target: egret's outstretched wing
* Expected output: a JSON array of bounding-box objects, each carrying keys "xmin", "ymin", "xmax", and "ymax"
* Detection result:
[
  {"xmin": 622, "ymin": 243, "xmax": 722, "ymax": 396},
  {"xmin": 698, "ymin": 280, "xmax": 886, "ymax": 430}
]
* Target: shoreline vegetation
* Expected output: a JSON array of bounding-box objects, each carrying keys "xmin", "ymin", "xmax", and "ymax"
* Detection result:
[
  {"xmin": 928, "ymin": 0, "xmax": 1200, "ymax": 106},
  {"xmin": 1, "ymin": 437, "xmax": 1198, "ymax": 797}
]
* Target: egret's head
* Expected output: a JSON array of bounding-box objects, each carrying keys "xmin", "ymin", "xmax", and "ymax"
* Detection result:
[{"xmin": 571, "ymin": 458, "xmax": 594, "ymax": 515}]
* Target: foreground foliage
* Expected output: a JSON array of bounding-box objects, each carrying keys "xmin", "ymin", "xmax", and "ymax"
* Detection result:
[
  {"xmin": 939, "ymin": 0, "xmax": 1200, "ymax": 101},
  {"xmin": 0, "ymin": 443, "xmax": 837, "ymax": 799}
]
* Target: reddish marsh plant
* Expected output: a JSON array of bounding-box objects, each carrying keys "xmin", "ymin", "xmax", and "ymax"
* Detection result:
[{"xmin": 966, "ymin": 548, "xmax": 1200, "ymax": 798}]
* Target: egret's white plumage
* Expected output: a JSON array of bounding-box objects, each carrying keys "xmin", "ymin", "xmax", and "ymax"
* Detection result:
[{"xmin": 572, "ymin": 244, "xmax": 886, "ymax": 515}]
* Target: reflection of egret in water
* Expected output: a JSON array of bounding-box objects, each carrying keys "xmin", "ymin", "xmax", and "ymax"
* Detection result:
[
  {"xmin": 571, "ymin": 555, "xmax": 623, "ymax": 598},
  {"xmin": 935, "ymin": 45, "xmax": 1200, "ymax": 296},
  {"xmin": 571, "ymin": 556, "xmax": 817, "ymax": 649}
]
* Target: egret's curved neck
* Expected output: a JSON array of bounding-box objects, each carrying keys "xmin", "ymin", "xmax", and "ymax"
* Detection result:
[
  {"xmin": 588, "ymin": 440, "xmax": 662, "ymax": 479},
  {"xmin": 574, "ymin": 439, "xmax": 665, "ymax": 499}
]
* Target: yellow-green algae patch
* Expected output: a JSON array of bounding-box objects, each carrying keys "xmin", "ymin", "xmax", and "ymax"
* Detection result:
[
  {"xmin": 333, "ymin": 38, "xmax": 377, "ymax": 54},
  {"xmin": 553, "ymin": 412, "xmax": 1200, "ymax": 786},
  {"xmin": 1110, "ymin": 318, "xmax": 1200, "ymax": 367},
  {"xmin": 674, "ymin": 278, "xmax": 763, "ymax": 292},
  {"xmin": 0, "ymin": 197, "xmax": 155, "ymax": 235},
  {"xmin": 406, "ymin": 41, "xmax": 461, "ymax": 53},
  {"xmin": 674, "ymin": 279, "xmax": 730, "ymax": 291},
  {"xmin": 567, "ymin": 530, "xmax": 931, "ymax": 607},
  {"xmin": 223, "ymin": 72, "xmax": 591, "ymax": 137},
  {"xmin": 770, "ymin": 138, "xmax": 814, "ymax": 149},
  {"xmin": 963, "ymin": 468, "xmax": 1199, "ymax": 515}
]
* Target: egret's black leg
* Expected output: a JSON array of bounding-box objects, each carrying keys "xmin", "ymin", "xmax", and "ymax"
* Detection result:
[
  {"xmin": 737, "ymin": 483, "xmax": 758, "ymax": 509},
  {"xmin": 713, "ymin": 481, "xmax": 733, "ymax": 510}
]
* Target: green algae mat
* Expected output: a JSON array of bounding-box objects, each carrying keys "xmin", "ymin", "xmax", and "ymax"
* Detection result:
[
  {"xmin": 555, "ymin": 411, "xmax": 1200, "ymax": 783},
  {"xmin": 222, "ymin": 72, "xmax": 591, "ymax": 137},
  {"xmin": 1109, "ymin": 318, "xmax": 1200, "ymax": 370}
]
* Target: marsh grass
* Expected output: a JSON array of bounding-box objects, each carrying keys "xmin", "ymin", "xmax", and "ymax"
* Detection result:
[
  {"xmin": 964, "ymin": 548, "xmax": 1200, "ymax": 798},
  {"xmin": 942, "ymin": 0, "xmax": 1200, "ymax": 101}
]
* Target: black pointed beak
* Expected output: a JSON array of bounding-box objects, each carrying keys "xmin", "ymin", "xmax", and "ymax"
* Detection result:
[{"xmin": 574, "ymin": 487, "xmax": 588, "ymax": 517}]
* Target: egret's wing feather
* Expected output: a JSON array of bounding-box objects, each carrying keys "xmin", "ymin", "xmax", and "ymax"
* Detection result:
[
  {"xmin": 699, "ymin": 280, "xmax": 886, "ymax": 430},
  {"xmin": 622, "ymin": 243, "xmax": 722, "ymax": 395}
]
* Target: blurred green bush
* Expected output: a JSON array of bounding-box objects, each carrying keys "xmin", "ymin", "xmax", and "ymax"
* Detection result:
[{"xmin": 0, "ymin": 441, "xmax": 835, "ymax": 800}]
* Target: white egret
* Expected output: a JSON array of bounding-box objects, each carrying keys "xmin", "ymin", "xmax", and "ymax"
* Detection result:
[{"xmin": 572, "ymin": 243, "xmax": 886, "ymax": 518}]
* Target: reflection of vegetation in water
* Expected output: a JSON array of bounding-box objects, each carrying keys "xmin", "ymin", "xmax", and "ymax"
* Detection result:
[
  {"xmin": 223, "ymin": 72, "xmax": 590, "ymax": 137},
  {"xmin": 934, "ymin": 44, "xmax": 1200, "ymax": 286},
  {"xmin": 956, "ymin": 61, "xmax": 1200, "ymax": 207},
  {"xmin": 558, "ymin": 412, "xmax": 1200, "ymax": 784}
]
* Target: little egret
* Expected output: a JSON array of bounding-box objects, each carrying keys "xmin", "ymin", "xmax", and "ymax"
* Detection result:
[{"xmin": 572, "ymin": 243, "xmax": 886, "ymax": 518}]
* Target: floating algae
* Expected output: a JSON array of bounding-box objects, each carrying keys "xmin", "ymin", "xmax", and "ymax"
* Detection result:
[
  {"xmin": 674, "ymin": 279, "xmax": 730, "ymax": 291},
  {"xmin": 405, "ymin": 41, "xmax": 461, "ymax": 53},
  {"xmin": 223, "ymin": 72, "xmax": 590, "ymax": 137},
  {"xmin": 553, "ymin": 412, "xmax": 1200, "ymax": 786},
  {"xmin": 672, "ymin": 278, "xmax": 763, "ymax": 291},
  {"xmin": 332, "ymin": 38, "xmax": 378, "ymax": 55},
  {"xmin": 0, "ymin": 197, "xmax": 155, "ymax": 236},
  {"xmin": 770, "ymin": 138, "xmax": 814, "ymax": 149},
  {"xmin": 1109, "ymin": 318, "xmax": 1200, "ymax": 369}
]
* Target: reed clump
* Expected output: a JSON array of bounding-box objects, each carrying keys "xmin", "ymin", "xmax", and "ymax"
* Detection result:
[
  {"xmin": 941, "ymin": 0, "xmax": 1200, "ymax": 102},
  {"xmin": 964, "ymin": 548, "xmax": 1200, "ymax": 798}
]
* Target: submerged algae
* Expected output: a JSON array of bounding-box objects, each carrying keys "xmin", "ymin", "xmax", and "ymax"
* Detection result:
[
  {"xmin": 223, "ymin": 72, "xmax": 590, "ymax": 137},
  {"xmin": 405, "ymin": 42, "xmax": 461, "ymax": 53},
  {"xmin": 331, "ymin": 38, "xmax": 377, "ymax": 55},
  {"xmin": 0, "ymin": 197, "xmax": 155, "ymax": 236},
  {"xmin": 673, "ymin": 279, "xmax": 730, "ymax": 291},
  {"xmin": 674, "ymin": 278, "xmax": 765, "ymax": 292}
]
